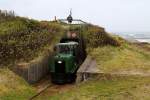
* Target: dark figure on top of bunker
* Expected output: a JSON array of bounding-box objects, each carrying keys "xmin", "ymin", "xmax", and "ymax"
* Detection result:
[{"xmin": 67, "ymin": 10, "xmax": 73, "ymax": 23}]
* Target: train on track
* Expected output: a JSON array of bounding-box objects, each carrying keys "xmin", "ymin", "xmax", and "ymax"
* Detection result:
[{"xmin": 50, "ymin": 12, "xmax": 87, "ymax": 84}]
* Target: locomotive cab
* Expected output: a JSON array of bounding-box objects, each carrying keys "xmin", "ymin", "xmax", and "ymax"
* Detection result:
[{"xmin": 50, "ymin": 42, "xmax": 80, "ymax": 84}]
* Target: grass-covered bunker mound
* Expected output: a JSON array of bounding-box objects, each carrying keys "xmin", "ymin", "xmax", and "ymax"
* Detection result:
[
  {"xmin": 80, "ymin": 24, "xmax": 150, "ymax": 74},
  {"xmin": 0, "ymin": 11, "xmax": 64, "ymax": 66}
]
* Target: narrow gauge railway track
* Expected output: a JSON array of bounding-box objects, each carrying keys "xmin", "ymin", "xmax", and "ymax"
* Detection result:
[
  {"xmin": 29, "ymin": 83, "xmax": 54, "ymax": 100},
  {"xmin": 29, "ymin": 75, "xmax": 56, "ymax": 100},
  {"xmin": 29, "ymin": 84, "xmax": 74, "ymax": 100},
  {"xmin": 29, "ymin": 75, "xmax": 74, "ymax": 100}
]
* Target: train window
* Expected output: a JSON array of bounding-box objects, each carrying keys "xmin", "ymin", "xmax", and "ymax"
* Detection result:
[
  {"xmin": 55, "ymin": 43, "xmax": 78, "ymax": 54},
  {"xmin": 57, "ymin": 45, "xmax": 71, "ymax": 54}
]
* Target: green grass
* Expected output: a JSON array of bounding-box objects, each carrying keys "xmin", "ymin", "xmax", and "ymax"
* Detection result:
[
  {"xmin": 0, "ymin": 68, "xmax": 36, "ymax": 100},
  {"xmin": 37, "ymin": 76, "xmax": 150, "ymax": 100},
  {"xmin": 88, "ymin": 43, "xmax": 150, "ymax": 73}
]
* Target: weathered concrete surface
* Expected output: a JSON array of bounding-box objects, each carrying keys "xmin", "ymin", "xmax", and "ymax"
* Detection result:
[
  {"xmin": 14, "ymin": 51, "xmax": 53, "ymax": 84},
  {"xmin": 76, "ymin": 56, "xmax": 100, "ymax": 83}
]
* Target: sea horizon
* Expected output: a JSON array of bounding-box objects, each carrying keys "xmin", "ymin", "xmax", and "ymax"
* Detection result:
[{"xmin": 112, "ymin": 32, "xmax": 150, "ymax": 43}]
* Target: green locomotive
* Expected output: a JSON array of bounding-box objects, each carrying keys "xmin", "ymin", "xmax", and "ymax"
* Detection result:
[
  {"xmin": 50, "ymin": 29, "xmax": 86, "ymax": 84},
  {"xmin": 50, "ymin": 12, "xmax": 87, "ymax": 84}
]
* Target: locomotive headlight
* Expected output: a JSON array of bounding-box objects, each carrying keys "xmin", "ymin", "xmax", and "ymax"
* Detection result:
[{"xmin": 58, "ymin": 61, "xmax": 62, "ymax": 64}]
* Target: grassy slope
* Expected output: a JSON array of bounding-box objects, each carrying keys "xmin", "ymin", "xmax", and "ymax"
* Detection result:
[
  {"xmin": 89, "ymin": 43, "xmax": 150, "ymax": 73},
  {"xmin": 0, "ymin": 69, "xmax": 36, "ymax": 100},
  {"xmin": 83, "ymin": 25, "xmax": 150, "ymax": 73},
  {"xmin": 46, "ymin": 76, "xmax": 150, "ymax": 100}
]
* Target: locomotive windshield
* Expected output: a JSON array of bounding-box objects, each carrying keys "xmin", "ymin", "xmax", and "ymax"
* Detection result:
[{"xmin": 55, "ymin": 42, "xmax": 78, "ymax": 54}]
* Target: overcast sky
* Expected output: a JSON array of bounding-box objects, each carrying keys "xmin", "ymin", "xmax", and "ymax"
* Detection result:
[{"xmin": 0, "ymin": 0, "xmax": 150, "ymax": 32}]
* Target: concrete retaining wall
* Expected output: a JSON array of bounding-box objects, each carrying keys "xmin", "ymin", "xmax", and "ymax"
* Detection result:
[
  {"xmin": 14, "ymin": 51, "xmax": 53, "ymax": 84},
  {"xmin": 76, "ymin": 56, "xmax": 100, "ymax": 83}
]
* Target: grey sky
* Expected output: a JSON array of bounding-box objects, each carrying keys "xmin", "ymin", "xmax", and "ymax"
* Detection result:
[{"xmin": 0, "ymin": 0, "xmax": 150, "ymax": 32}]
